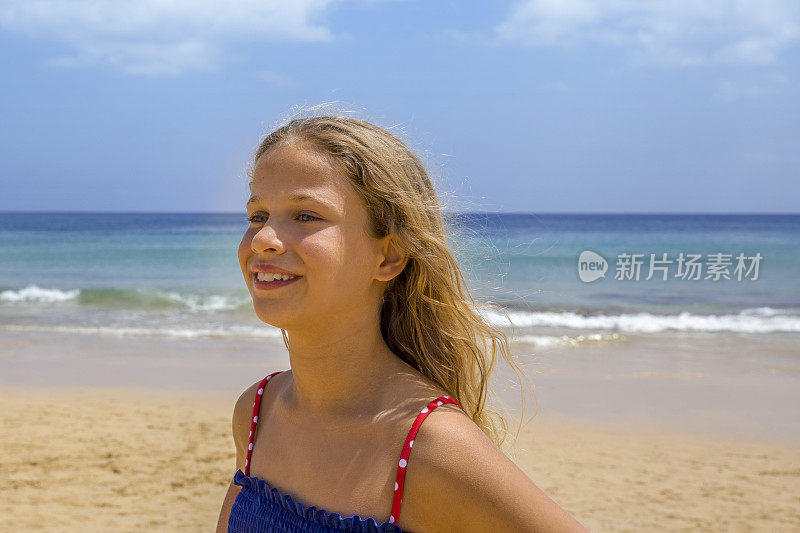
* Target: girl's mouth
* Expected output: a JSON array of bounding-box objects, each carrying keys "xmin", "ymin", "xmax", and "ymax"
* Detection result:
[{"xmin": 252, "ymin": 272, "xmax": 301, "ymax": 290}]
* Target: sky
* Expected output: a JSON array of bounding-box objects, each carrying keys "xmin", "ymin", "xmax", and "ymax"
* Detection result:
[{"xmin": 0, "ymin": 0, "xmax": 798, "ymax": 214}]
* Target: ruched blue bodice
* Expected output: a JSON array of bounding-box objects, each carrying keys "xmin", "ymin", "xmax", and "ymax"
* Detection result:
[{"xmin": 228, "ymin": 469, "xmax": 403, "ymax": 533}]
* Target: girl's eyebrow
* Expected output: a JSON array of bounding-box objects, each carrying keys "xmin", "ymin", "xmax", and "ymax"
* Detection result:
[{"xmin": 246, "ymin": 193, "xmax": 338, "ymax": 212}]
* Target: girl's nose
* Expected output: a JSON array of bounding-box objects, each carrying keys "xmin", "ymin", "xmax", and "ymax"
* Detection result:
[{"xmin": 250, "ymin": 223, "xmax": 286, "ymax": 254}]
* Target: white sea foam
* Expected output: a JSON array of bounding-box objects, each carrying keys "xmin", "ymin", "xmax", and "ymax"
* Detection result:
[
  {"xmin": 1, "ymin": 324, "xmax": 283, "ymax": 339},
  {"xmin": 738, "ymin": 306, "xmax": 781, "ymax": 317},
  {"xmin": 515, "ymin": 333, "xmax": 625, "ymax": 348},
  {"xmin": 481, "ymin": 307, "xmax": 800, "ymax": 334},
  {"xmin": 0, "ymin": 285, "xmax": 80, "ymax": 303},
  {"xmin": 158, "ymin": 291, "xmax": 249, "ymax": 311},
  {"xmin": 0, "ymin": 285, "xmax": 250, "ymax": 311}
]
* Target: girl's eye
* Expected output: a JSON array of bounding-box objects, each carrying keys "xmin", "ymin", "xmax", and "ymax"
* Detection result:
[{"xmin": 247, "ymin": 214, "xmax": 318, "ymax": 223}]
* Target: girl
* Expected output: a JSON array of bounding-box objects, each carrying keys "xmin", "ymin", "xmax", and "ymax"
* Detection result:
[{"xmin": 216, "ymin": 114, "xmax": 587, "ymax": 532}]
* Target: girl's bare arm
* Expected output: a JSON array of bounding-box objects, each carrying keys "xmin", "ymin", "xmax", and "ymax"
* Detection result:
[{"xmin": 216, "ymin": 382, "xmax": 260, "ymax": 533}]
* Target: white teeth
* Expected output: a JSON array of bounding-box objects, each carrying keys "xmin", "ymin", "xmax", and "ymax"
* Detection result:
[{"xmin": 257, "ymin": 272, "xmax": 297, "ymax": 281}]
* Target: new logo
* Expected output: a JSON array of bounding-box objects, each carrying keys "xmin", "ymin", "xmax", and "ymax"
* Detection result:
[{"xmin": 578, "ymin": 250, "xmax": 607, "ymax": 283}]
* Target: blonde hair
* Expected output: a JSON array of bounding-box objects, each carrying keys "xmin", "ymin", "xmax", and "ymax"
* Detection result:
[{"xmin": 252, "ymin": 113, "xmax": 531, "ymax": 446}]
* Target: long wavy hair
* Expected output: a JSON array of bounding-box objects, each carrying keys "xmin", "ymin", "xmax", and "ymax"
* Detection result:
[{"xmin": 251, "ymin": 112, "xmax": 532, "ymax": 446}]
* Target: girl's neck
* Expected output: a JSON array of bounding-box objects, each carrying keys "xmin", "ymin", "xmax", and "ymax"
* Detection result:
[{"xmin": 283, "ymin": 315, "xmax": 404, "ymax": 419}]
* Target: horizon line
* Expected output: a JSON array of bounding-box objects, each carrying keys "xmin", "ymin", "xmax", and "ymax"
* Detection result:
[{"xmin": 0, "ymin": 210, "xmax": 798, "ymax": 216}]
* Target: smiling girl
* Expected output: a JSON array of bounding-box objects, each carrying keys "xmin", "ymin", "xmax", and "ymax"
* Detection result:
[{"xmin": 216, "ymin": 114, "xmax": 587, "ymax": 532}]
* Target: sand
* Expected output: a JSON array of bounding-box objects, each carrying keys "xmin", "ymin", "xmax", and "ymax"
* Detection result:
[
  {"xmin": 1, "ymin": 386, "xmax": 799, "ymax": 532},
  {"xmin": 1, "ymin": 387, "xmax": 233, "ymax": 531},
  {"xmin": 1, "ymin": 328, "xmax": 799, "ymax": 531}
]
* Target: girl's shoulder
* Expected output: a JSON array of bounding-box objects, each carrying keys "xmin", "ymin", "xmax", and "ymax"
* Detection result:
[
  {"xmin": 399, "ymin": 408, "xmax": 587, "ymax": 532},
  {"xmin": 233, "ymin": 369, "xmax": 289, "ymax": 410},
  {"xmin": 231, "ymin": 378, "xmax": 261, "ymax": 457},
  {"xmin": 231, "ymin": 371, "xmax": 288, "ymax": 454}
]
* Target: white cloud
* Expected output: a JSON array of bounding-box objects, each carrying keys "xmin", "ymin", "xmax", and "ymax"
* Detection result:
[
  {"xmin": 44, "ymin": 40, "xmax": 223, "ymax": 77},
  {"xmin": 495, "ymin": 0, "xmax": 800, "ymax": 67},
  {"xmin": 0, "ymin": 0, "xmax": 340, "ymax": 76}
]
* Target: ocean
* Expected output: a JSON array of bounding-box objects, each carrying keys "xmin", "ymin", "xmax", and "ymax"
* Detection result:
[{"xmin": 1, "ymin": 213, "xmax": 799, "ymax": 350}]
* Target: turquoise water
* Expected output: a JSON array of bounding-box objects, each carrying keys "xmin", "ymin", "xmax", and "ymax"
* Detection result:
[{"xmin": 1, "ymin": 213, "xmax": 799, "ymax": 347}]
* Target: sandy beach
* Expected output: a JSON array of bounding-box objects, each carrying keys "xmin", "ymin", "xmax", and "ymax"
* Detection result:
[{"xmin": 1, "ymin": 329, "xmax": 799, "ymax": 531}]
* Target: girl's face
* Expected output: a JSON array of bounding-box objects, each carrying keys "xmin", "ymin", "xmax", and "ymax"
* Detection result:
[{"xmin": 238, "ymin": 142, "xmax": 385, "ymax": 332}]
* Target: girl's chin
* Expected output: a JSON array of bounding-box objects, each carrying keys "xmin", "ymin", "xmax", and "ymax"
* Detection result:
[
  {"xmin": 252, "ymin": 307, "xmax": 299, "ymax": 330},
  {"xmin": 253, "ymin": 310, "xmax": 285, "ymax": 326}
]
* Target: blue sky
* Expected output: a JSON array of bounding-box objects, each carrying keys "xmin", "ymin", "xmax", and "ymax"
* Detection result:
[{"xmin": 0, "ymin": 0, "xmax": 798, "ymax": 213}]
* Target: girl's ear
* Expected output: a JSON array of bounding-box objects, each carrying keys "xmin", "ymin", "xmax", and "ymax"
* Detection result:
[{"xmin": 375, "ymin": 234, "xmax": 409, "ymax": 282}]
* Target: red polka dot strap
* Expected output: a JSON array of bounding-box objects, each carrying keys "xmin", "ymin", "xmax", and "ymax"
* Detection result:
[
  {"xmin": 244, "ymin": 370, "xmax": 283, "ymax": 476},
  {"xmin": 388, "ymin": 395, "xmax": 462, "ymax": 525}
]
